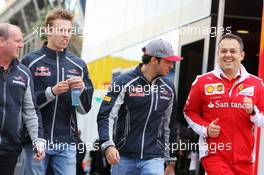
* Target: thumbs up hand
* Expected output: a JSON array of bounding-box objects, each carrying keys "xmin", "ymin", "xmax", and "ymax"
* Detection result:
[
  {"xmin": 207, "ymin": 118, "xmax": 221, "ymax": 138},
  {"xmin": 243, "ymin": 96, "xmax": 253, "ymax": 114}
]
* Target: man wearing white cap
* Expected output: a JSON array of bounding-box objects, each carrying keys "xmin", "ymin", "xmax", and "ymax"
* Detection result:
[{"xmin": 97, "ymin": 39, "xmax": 183, "ymax": 175}]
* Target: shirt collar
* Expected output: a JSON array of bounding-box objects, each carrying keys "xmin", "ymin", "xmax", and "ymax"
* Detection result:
[
  {"xmin": 41, "ymin": 42, "xmax": 67, "ymax": 60},
  {"xmin": 213, "ymin": 64, "xmax": 250, "ymax": 84},
  {"xmin": 219, "ymin": 67, "xmax": 241, "ymax": 80}
]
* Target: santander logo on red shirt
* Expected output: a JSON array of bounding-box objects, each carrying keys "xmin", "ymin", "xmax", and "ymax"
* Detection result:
[
  {"xmin": 206, "ymin": 84, "xmax": 255, "ymax": 109},
  {"xmin": 208, "ymin": 100, "xmax": 244, "ymax": 109}
]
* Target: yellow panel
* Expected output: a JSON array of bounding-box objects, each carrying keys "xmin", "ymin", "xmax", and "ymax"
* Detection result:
[{"xmin": 87, "ymin": 56, "xmax": 140, "ymax": 89}]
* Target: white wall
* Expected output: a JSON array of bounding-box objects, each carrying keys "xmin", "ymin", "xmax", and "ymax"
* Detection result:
[{"xmin": 82, "ymin": 0, "xmax": 212, "ymax": 62}]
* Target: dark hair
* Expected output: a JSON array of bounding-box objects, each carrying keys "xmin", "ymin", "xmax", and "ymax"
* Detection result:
[
  {"xmin": 141, "ymin": 47, "xmax": 161, "ymax": 64},
  {"xmin": 142, "ymin": 54, "xmax": 152, "ymax": 64},
  {"xmin": 218, "ymin": 34, "xmax": 244, "ymax": 51},
  {"xmin": 45, "ymin": 8, "xmax": 73, "ymax": 27}
]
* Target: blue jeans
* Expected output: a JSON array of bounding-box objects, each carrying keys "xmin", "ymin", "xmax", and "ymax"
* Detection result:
[
  {"xmin": 23, "ymin": 144, "xmax": 34, "ymax": 175},
  {"xmin": 23, "ymin": 143, "xmax": 77, "ymax": 175},
  {"xmin": 111, "ymin": 156, "xmax": 164, "ymax": 175}
]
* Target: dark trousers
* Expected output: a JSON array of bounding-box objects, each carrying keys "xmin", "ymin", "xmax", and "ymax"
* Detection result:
[{"xmin": 0, "ymin": 153, "xmax": 19, "ymax": 175}]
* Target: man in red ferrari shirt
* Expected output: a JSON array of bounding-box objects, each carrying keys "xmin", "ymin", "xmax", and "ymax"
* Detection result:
[{"xmin": 184, "ymin": 34, "xmax": 264, "ymax": 175}]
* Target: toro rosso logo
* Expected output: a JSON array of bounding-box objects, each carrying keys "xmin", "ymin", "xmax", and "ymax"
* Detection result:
[{"xmin": 34, "ymin": 66, "xmax": 51, "ymax": 76}]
